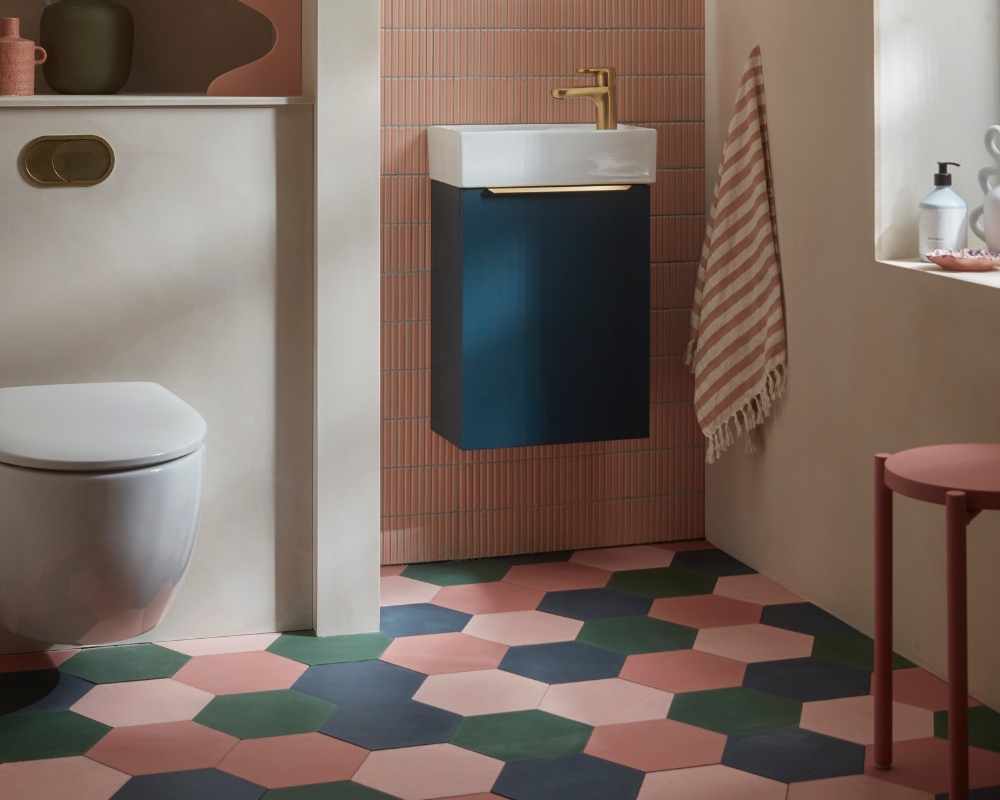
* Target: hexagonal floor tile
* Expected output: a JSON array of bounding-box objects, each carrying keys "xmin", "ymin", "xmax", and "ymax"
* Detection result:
[
  {"xmin": 649, "ymin": 594, "xmax": 763, "ymax": 629},
  {"xmin": 353, "ymin": 743, "xmax": 504, "ymax": 800},
  {"xmin": 723, "ymin": 727, "xmax": 865, "ymax": 783},
  {"xmin": 217, "ymin": 732, "xmax": 368, "ymax": 788},
  {"xmin": 786, "ymin": 773, "xmax": 935, "ymax": 799},
  {"xmin": 713, "ymin": 574, "xmax": 803, "ymax": 606},
  {"xmin": 381, "ymin": 633, "xmax": 507, "ymax": 675},
  {"xmin": 655, "ymin": 540, "xmax": 716, "ymax": 552},
  {"xmin": 172, "ymin": 651, "xmax": 307, "ymax": 696},
  {"xmin": 498, "ymin": 642, "xmax": 626, "ymax": 685},
  {"xmin": 267, "ymin": 633, "xmax": 392, "ymax": 667},
  {"xmin": 743, "ymin": 657, "xmax": 871, "ymax": 702},
  {"xmin": 536, "ymin": 588, "xmax": 652, "ymax": 621},
  {"xmin": 0, "ymin": 650, "xmax": 78, "ymax": 673},
  {"xmin": 86, "ymin": 720, "xmax": 238, "ymax": 775},
  {"xmin": 292, "ymin": 660, "xmax": 425, "ymax": 706},
  {"xmin": 463, "ymin": 610, "xmax": 584, "ymax": 646},
  {"xmin": 320, "ymin": 700, "xmax": 462, "ymax": 750},
  {"xmin": 381, "ymin": 565, "xmax": 406, "ymax": 577},
  {"xmin": 0, "ymin": 669, "xmax": 92, "ymax": 715},
  {"xmin": 493, "ymin": 752, "xmax": 644, "ymax": 800},
  {"xmin": 413, "ymin": 669, "xmax": 547, "ymax": 716},
  {"xmin": 637, "ymin": 763, "xmax": 788, "ymax": 800},
  {"xmin": 159, "ymin": 633, "xmax": 282, "ymax": 657},
  {"xmin": 814, "ymin": 633, "xmax": 917, "ymax": 672},
  {"xmin": 0, "ymin": 711, "xmax": 109, "ymax": 762},
  {"xmin": 451, "ymin": 709, "xmax": 592, "ymax": 762},
  {"xmin": 760, "ymin": 602, "xmax": 857, "ymax": 636},
  {"xmin": 620, "ymin": 649, "xmax": 746, "ymax": 694},
  {"xmin": 59, "ymin": 644, "xmax": 191, "ymax": 684},
  {"xmin": 69, "ymin": 678, "xmax": 213, "ymax": 727},
  {"xmin": 667, "ymin": 687, "xmax": 801, "ymax": 735},
  {"xmin": 380, "ymin": 604, "xmax": 473, "ymax": 638},
  {"xmin": 491, "ymin": 551, "xmax": 574, "ymax": 566},
  {"xmin": 863, "ymin": 737, "xmax": 1000, "ymax": 794},
  {"xmin": 607, "ymin": 567, "xmax": 717, "ymax": 599},
  {"xmin": 569, "ymin": 546, "xmax": 675, "ymax": 572},
  {"xmin": 800, "ymin": 695, "xmax": 934, "ymax": 745},
  {"xmin": 584, "ymin": 718, "xmax": 726, "ymax": 772},
  {"xmin": 879, "ymin": 667, "xmax": 982, "ymax": 711},
  {"xmin": 194, "ymin": 690, "xmax": 334, "ymax": 739},
  {"xmin": 402, "ymin": 561, "xmax": 510, "ymax": 587},
  {"xmin": 577, "ymin": 616, "xmax": 697, "ymax": 655},
  {"xmin": 381, "ymin": 576, "xmax": 441, "ymax": 607},
  {"xmin": 0, "ymin": 756, "xmax": 125, "ymax": 800},
  {"xmin": 669, "ymin": 550, "xmax": 757, "ymax": 577},
  {"xmin": 265, "ymin": 782, "xmax": 400, "ymax": 799},
  {"xmin": 695, "ymin": 623, "xmax": 814, "ymax": 663},
  {"xmin": 934, "ymin": 705, "xmax": 1000, "ymax": 753},
  {"xmin": 431, "ymin": 582, "xmax": 544, "ymax": 615},
  {"xmin": 538, "ymin": 678, "xmax": 672, "ymax": 726},
  {"xmin": 502, "ymin": 563, "xmax": 611, "ymax": 592},
  {"xmin": 110, "ymin": 768, "xmax": 265, "ymax": 800}
]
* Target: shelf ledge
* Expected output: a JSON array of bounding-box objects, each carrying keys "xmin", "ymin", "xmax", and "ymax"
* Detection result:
[
  {"xmin": 0, "ymin": 95, "xmax": 314, "ymax": 109},
  {"xmin": 879, "ymin": 257, "xmax": 1000, "ymax": 290}
]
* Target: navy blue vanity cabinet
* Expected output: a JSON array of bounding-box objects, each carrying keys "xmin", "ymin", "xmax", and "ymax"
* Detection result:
[{"xmin": 431, "ymin": 181, "xmax": 651, "ymax": 451}]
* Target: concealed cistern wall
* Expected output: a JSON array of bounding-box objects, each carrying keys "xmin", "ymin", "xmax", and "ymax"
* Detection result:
[{"xmin": 380, "ymin": 0, "xmax": 707, "ymax": 563}]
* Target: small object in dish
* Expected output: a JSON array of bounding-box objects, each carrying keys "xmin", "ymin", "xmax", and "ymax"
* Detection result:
[{"xmin": 925, "ymin": 248, "xmax": 1000, "ymax": 272}]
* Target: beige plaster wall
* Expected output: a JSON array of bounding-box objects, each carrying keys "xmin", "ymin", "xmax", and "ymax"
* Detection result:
[{"xmin": 705, "ymin": 0, "xmax": 1000, "ymax": 709}]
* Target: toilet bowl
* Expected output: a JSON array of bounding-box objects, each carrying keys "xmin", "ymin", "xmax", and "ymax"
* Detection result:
[{"xmin": 0, "ymin": 382, "xmax": 206, "ymax": 645}]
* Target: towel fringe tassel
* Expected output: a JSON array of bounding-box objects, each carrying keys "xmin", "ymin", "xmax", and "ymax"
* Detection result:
[{"xmin": 704, "ymin": 363, "xmax": 786, "ymax": 464}]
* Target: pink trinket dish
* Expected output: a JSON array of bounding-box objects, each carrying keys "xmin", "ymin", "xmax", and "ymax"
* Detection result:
[{"xmin": 925, "ymin": 248, "xmax": 1000, "ymax": 272}]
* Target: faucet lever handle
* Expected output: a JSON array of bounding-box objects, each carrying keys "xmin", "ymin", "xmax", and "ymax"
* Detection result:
[{"xmin": 577, "ymin": 67, "xmax": 616, "ymax": 86}]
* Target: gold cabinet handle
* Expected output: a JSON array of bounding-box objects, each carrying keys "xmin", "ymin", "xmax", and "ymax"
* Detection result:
[{"xmin": 21, "ymin": 136, "xmax": 115, "ymax": 187}]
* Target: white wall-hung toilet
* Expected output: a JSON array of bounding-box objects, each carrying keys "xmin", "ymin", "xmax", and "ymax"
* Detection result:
[{"xmin": 0, "ymin": 382, "xmax": 206, "ymax": 646}]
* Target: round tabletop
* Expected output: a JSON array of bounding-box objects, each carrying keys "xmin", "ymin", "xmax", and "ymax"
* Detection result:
[{"xmin": 884, "ymin": 444, "xmax": 1000, "ymax": 510}]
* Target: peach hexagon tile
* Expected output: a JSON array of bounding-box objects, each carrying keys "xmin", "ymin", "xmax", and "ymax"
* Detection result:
[
  {"xmin": 637, "ymin": 764, "xmax": 788, "ymax": 800},
  {"xmin": 871, "ymin": 666, "xmax": 981, "ymax": 711},
  {"xmin": 171, "ymin": 650, "xmax": 307, "ymax": 695},
  {"xmin": 538, "ymin": 678, "xmax": 673, "ymax": 727},
  {"xmin": 714, "ymin": 574, "xmax": 803, "ymax": 606},
  {"xmin": 654, "ymin": 540, "xmax": 716, "ymax": 552},
  {"xmin": 431, "ymin": 581, "xmax": 544, "ymax": 615},
  {"xmin": 353, "ymin": 742, "xmax": 504, "ymax": 800},
  {"xmin": 694, "ymin": 623, "xmax": 814, "ymax": 663},
  {"xmin": 800, "ymin": 695, "xmax": 934, "ymax": 745},
  {"xmin": 585, "ymin": 718, "xmax": 726, "ymax": 772},
  {"xmin": 0, "ymin": 649, "xmax": 79, "ymax": 673},
  {"xmin": 216, "ymin": 731, "xmax": 368, "ymax": 788},
  {"xmin": 569, "ymin": 545, "xmax": 675, "ymax": 572},
  {"xmin": 159, "ymin": 633, "xmax": 281, "ymax": 657},
  {"xmin": 69, "ymin": 678, "xmax": 214, "ymax": 727},
  {"xmin": 382, "ymin": 576, "xmax": 441, "ymax": 607},
  {"xmin": 381, "ymin": 565, "xmax": 406, "ymax": 577},
  {"xmin": 863, "ymin": 737, "xmax": 1000, "ymax": 794},
  {"xmin": 381, "ymin": 632, "xmax": 508, "ymax": 675},
  {"xmin": 412, "ymin": 669, "xmax": 547, "ymax": 716},
  {"xmin": 650, "ymin": 594, "xmax": 763, "ymax": 629},
  {"xmin": 620, "ymin": 649, "xmax": 747, "ymax": 694},
  {"xmin": 786, "ymin": 773, "xmax": 934, "ymax": 799},
  {"xmin": 0, "ymin": 757, "xmax": 128, "ymax": 800},
  {"xmin": 462, "ymin": 610, "xmax": 584, "ymax": 646},
  {"xmin": 85, "ymin": 720, "xmax": 238, "ymax": 775},
  {"xmin": 502, "ymin": 562, "xmax": 612, "ymax": 592}
]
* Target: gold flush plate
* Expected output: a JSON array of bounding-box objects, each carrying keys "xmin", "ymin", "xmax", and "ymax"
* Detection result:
[{"xmin": 21, "ymin": 136, "xmax": 115, "ymax": 187}]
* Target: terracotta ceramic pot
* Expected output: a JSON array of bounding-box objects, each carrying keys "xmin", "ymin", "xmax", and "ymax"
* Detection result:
[
  {"xmin": 40, "ymin": 0, "xmax": 133, "ymax": 95},
  {"xmin": 0, "ymin": 18, "xmax": 47, "ymax": 97}
]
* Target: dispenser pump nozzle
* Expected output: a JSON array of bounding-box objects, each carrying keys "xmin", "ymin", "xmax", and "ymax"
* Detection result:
[{"xmin": 935, "ymin": 161, "xmax": 960, "ymax": 186}]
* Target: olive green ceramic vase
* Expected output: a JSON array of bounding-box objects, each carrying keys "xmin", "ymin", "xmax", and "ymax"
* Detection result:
[{"xmin": 40, "ymin": 0, "xmax": 133, "ymax": 94}]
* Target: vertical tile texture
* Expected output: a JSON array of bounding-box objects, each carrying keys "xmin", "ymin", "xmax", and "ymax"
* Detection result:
[{"xmin": 381, "ymin": 0, "xmax": 706, "ymax": 563}]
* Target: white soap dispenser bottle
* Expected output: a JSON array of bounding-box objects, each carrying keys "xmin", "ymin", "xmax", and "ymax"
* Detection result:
[{"xmin": 919, "ymin": 161, "xmax": 968, "ymax": 261}]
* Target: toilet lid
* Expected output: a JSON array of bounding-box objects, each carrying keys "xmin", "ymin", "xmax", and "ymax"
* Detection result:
[{"xmin": 0, "ymin": 382, "xmax": 207, "ymax": 471}]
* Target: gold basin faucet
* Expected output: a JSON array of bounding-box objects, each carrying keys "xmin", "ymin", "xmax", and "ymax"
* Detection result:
[{"xmin": 551, "ymin": 67, "xmax": 618, "ymax": 130}]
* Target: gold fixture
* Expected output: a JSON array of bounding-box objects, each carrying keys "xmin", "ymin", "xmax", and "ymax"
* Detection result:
[
  {"xmin": 551, "ymin": 67, "xmax": 618, "ymax": 130},
  {"xmin": 486, "ymin": 184, "xmax": 631, "ymax": 195},
  {"xmin": 22, "ymin": 136, "xmax": 115, "ymax": 187}
]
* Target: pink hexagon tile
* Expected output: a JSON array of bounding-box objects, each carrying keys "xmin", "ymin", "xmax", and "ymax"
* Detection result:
[
  {"xmin": 585, "ymin": 718, "xmax": 726, "ymax": 772},
  {"xmin": 70, "ymin": 678, "xmax": 213, "ymax": 727},
  {"xmin": 694, "ymin": 623, "xmax": 814, "ymax": 663},
  {"xmin": 353, "ymin": 743, "xmax": 504, "ymax": 800},
  {"xmin": 863, "ymin": 737, "xmax": 1000, "ymax": 795},
  {"xmin": 159, "ymin": 633, "xmax": 281, "ymax": 657},
  {"xmin": 654, "ymin": 540, "xmax": 716, "ymax": 552},
  {"xmin": 637, "ymin": 764, "xmax": 788, "ymax": 800},
  {"xmin": 787, "ymin": 774, "xmax": 934, "ymax": 799},
  {"xmin": 713, "ymin": 574, "xmax": 803, "ymax": 606},
  {"xmin": 412, "ymin": 669, "xmax": 547, "ymax": 716},
  {"xmin": 569, "ymin": 545, "xmax": 675, "ymax": 572},
  {"xmin": 649, "ymin": 594, "xmax": 763, "ymax": 629},
  {"xmin": 381, "ymin": 576, "xmax": 441, "ymax": 607},
  {"xmin": 538, "ymin": 678, "xmax": 673, "ymax": 726},
  {"xmin": 171, "ymin": 650, "xmax": 307, "ymax": 695},
  {"xmin": 381, "ymin": 632, "xmax": 507, "ymax": 675},
  {"xmin": 86, "ymin": 720, "xmax": 238, "ymax": 776},
  {"xmin": 800, "ymin": 695, "xmax": 934, "ymax": 745},
  {"xmin": 462, "ymin": 610, "xmax": 583, "ymax": 646},
  {"xmin": 431, "ymin": 581, "xmax": 544, "ymax": 615},
  {"xmin": 0, "ymin": 649, "xmax": 78, "ymax": 673},
  {"xmin": 381, "ymin": 565, "xmax": 406, "ymax": 577},
  {"xmin": 620, "ymin": 649, "xmax": 746, "ymax": 694},
  {"xmin": 0, "ymin": 757, "xmax": 128, "ymax": 800},
  {"xmin": 217, "ymin": 732, "xmax": 368, "ymax": 788},
  {"xmin": 872, "ymin": 666, "xmax": 981, "ymax": 711},
  {"xmin": 502, "ymin": 562, "xmax": 611, "ymax": 592}
]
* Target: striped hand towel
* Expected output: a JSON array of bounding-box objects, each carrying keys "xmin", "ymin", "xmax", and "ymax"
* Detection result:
[{"xmin": 687, "ymin": 45, "xmax": 787, "ymax": 464}]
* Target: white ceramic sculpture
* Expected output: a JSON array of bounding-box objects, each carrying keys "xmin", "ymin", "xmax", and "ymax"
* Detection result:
[{"xmin": 970, "ymin": 125, "xmax": 1000, "ymax": 251}]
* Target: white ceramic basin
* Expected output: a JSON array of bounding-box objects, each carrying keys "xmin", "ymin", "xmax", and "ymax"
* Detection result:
[{"xmin": 428, "ymin": 124, "xmax": 658, "ymax": 189}]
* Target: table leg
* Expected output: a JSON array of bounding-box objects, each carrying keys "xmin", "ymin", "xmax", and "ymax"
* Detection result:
[
  {"xmin": 946, "ymin": 490, "xmax": 969, "ymax": 800},
  {"xmin": 874, "ymin": 453, "xmax": 894, "ymax": 769}
]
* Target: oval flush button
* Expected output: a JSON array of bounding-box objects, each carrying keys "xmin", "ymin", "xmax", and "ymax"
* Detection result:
[{"xmin": 22, "ymin": 136, "xmax": 115, "ymax": 187}]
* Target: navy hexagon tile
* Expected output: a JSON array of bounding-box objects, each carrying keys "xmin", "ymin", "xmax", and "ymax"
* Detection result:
[
  {"xmin": 291, "ymin": 660, "xmax": 425, "ymax": 706},
  {"xmin": 743, "ymin": 658, "xmax": 871, "ymax": 702},
  {"xmin": 937, "ymin": 788, "xmax": 1000, "ymax": 800},
  {"xmin": 111, "ymin": 769, "xmax": 265, "ymax": 800},
  {"xmin": 498, "ymin": 642, "xmax": 627, "ymax": 684},
  {"xmin": 493, "ymin": 752, "xmax": 645, "ymax": 800},
  {"xmin": 668, "ymin": 549, "xmax": 757, "ymax": 577},
  {"xmin": 722, "ymin": 728, "xmax": 865, "ymax": 783},
  {"xmin": 319, "ymin": 699, "xmax": 462, "ymax": 749},
  {"xmin": 760, "ymin": 602, "xmax": 858, "ymax": 636},
  {"xmin": 0, "ymin": 669, "xmax": 93, "ymax": 715},
  {"xmin": 536, "ymin": 588, "xmax": 652, "ymax": 621},
  {"xmin": 379, "ymin": 603, "xmax": 472, "ymax": 637}
]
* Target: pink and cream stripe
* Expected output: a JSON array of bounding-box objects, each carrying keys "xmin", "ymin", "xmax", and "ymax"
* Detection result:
[{"xmin": 687, "ymin": 45, "xmax": 786, "ymax": 463}]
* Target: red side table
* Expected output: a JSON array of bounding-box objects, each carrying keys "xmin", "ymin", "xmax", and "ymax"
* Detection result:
[{"xmin": 874, "ymin": 445, "xmax": 1000, "ymax": 800}]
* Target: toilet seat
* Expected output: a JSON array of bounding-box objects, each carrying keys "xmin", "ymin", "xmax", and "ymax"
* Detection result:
[{"xmin": 0, "ymin": 382, "xmax": 206, "ymax": 471}]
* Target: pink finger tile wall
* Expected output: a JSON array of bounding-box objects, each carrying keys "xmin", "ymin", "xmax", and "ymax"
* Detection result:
[{"xmin": 381, "ymin": 0, "xmax": 706, "ymax": 564}]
